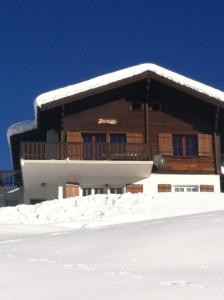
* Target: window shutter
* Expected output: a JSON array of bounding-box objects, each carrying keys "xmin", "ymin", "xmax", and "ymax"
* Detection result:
[
  {"xmin": 200, "ymin": 185, "xmax": 214, "ymax": 192},
  {"xmin": 158, "ymin": 184, "xmax": 171, "ymax": 192},
  {"xmin": 126, "ymin": 184, "xmax": 143, "ymax": 193},
  {"xmin": 198, "ymin": 134, "xmax": 212, "ymax": 156},
  {"xmin": 65, "ymin": 183, "xmax": 80, "ymax": 198},
  {"xmin": 158, "ymin": 133, "xmax": 173, "ymax": 155},
  {"xmin": 66, "ymin": 132, "xmax": 83, "ymax": 143},
  {"xmin": 126, "ymin": 133, "xmax": 143, "ymax": 143}
]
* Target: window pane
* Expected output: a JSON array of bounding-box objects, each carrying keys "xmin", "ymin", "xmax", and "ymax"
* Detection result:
[
  {"xmin": 131, "ymin": 102, "xmax": 142, "ymax": 111},
  {"xmin": 110, "ymin": 134, "xmax": 126, "ymax": 143},
  {"xmin": 173, "ymin": 135, "xmax": 183, "ymax": 156},
  {"xmin": 94, "ymin": 188, "xmax": 104, "ymax": 194},
  {"xmin": 110, "ymin": 187, "xmax": 123, "ymax": 194},
  {"xmin": 83, "ymin": 188, "xmax": 92, "ymax": 196},
  {"xmin": 95, "ymin": 134, "xmax": 106, "ymax": 143},
  {"xmin": 186, "ymin": 136, "xmax": 198, "ymax": 156}
]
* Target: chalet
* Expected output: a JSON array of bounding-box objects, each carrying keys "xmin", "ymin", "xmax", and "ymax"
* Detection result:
[{"xmin": 5, "ymin": 63, "xmax": 224, "ymax": 204}]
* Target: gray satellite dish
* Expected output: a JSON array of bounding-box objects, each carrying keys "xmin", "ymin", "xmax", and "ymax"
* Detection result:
[{"xmin": 153, "ymin": 155, "xmax": 165, "ymax": 170}]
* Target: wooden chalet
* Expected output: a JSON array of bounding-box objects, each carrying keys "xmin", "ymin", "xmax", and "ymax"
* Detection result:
[{"xmin": 7, "ymin": 63, "xmax": 224, "ymax": 204}]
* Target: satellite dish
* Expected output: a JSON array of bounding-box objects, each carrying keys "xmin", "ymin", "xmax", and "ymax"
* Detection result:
[{"xmin": 153, "ymin": 155, "xmax": 165, "ymax": 171}]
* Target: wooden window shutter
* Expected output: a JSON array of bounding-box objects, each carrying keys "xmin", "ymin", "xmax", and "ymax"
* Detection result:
[
  {"xmin": 200, "ymin": 185, "xmax": 214, "ymax": 192},
  {"xmin": 158, "ymin": 133, "xmax": 173, "ymax": 156},
  {"xmin": 65, "ymin": 183, "xmax": 80, "ymax": 198},
  {"xmin": 66, "ymin": 131, "xmax": 83, "ymax": 143},
  {"xmin": 126, "ymin": 133, "xmax": 144, "ymax": 143},
  {"xmin": 198, "ymin": 134, "xmax": 212, "ymax": 156},
  {"xmin": 158, "ymin": 184, "xmax": 171, "ymax": 192},
  {"xmin": 126, "ymin": 184, "xmax": 143, "ymax": 193}
]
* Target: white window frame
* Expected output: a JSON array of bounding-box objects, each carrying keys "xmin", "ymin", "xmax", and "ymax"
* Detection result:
[{"xmin": 172, "ymin": 185, "xmax": 199, "ymax": 192}]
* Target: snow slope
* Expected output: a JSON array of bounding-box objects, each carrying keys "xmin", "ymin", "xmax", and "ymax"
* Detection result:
[
  {"xmin": 1, "ymin": 210, "xmax": 224, "ymax": 300},
  {"xmin": 1, "ymin": 193, "xmax": 224, "ymax": 226}
]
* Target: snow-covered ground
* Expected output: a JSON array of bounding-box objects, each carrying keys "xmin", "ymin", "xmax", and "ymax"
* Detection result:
[
  {"xmin": 1, "ymin": 193, "xmax": 224, "ymax": 299},
  {"xmin": 1, "ymin": 193, "xmax": 224, "ymax": 227},
  {"xmin": 0, "ymin": 210, "xmax": 224, "ymax": 299}
]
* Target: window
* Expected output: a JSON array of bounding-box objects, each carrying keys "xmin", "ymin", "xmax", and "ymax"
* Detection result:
[
  {"xmin": 94, "ymin": 188, "xmax": 105, "ymax": 194},
  {"xmin": 110, "ymin": 134, "xmax": 126, "ymax": 143},
  {"xmin": 110, "ymin": 187, "xmax": 123, "ymax": 194},
  {"xmin": 82, "ymin": 188, "xmax": 92, "ymax": 196},
  {"xmin": 150, "ymin": 101, "xmax": 161, "ymax": 111},
  {"xmin": 173, "ymin": 185, "xmax": 199, "ymax": 192},
  {"xmin": 173, "ymin": 135, "xmax": 198, "ymax": 157},
  {"xmin": 130, "ymin": 102, "xmax": 143, "ymax": 112}
]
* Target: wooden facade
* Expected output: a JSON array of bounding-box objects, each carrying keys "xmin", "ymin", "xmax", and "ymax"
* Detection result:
[{"xmin": 10, "ymin": 77, "xmax": 224, "ymax": 177}]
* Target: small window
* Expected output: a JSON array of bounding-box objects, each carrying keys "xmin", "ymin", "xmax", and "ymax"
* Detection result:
[
  {"xmin": 130, "ymin": 102, "xmax": 142, "ymax": 112},
  {"xmin": 151, "ymin": 101, "xmax": 161, "ymax": 111},
  {"xmin": 173, "ymin": 135, "xmax": 198, "ymax": 157},
  {"xmin": 82, "ymin": 188, "xmax": 92, "ymax": 196},
  {"xmin": 110, "ymin": 187, "xmax": 123, "ymax": 194},
  {"xmin": 173, "ymin": 185, "xmax": 199, "ymax": 192},
  {"xmin": 94, "ymin": 188, "xmax": 105, "ymax": 194}
]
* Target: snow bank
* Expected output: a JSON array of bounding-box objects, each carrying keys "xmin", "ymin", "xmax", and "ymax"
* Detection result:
[{"xmin": 1, "ymin": 193, "xmax": 224, "ymax": 227}]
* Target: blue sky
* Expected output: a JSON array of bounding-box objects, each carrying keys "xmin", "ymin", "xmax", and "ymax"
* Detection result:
[{"xmin": 1, "ymin": 0, "xmax": 224, "ymax": 169}]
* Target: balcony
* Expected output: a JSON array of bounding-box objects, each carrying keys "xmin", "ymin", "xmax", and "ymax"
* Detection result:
[{"xmin": 20, "ymin": 142, "xmax": 152, "ymax": 161}]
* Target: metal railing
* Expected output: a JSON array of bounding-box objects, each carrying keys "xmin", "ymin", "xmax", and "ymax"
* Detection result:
[
  {"xmin": 0, "ymin": 170, "xmax": 22, "ymax": 191},
  {"xmin": 20, "ymin": 142, "xmax": 152, "ymax": 161}
]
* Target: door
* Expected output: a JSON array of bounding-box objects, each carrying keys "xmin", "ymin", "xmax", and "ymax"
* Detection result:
[{"xmin": 83, "ymin": 133, "xmax": 106, "ymax": 159}]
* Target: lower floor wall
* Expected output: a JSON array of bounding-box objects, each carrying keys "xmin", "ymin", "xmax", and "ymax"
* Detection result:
[{"xmin": 22, "ymin": 174, "xmax": 221, "ymax": 204}]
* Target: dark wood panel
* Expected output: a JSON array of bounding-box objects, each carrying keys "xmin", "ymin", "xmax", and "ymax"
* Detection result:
[{"xmin": 161, "ymin": 157, "xmax": 215, "ymax": 174}]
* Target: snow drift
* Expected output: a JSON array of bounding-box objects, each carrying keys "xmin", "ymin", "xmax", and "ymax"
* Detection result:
[{"xmin": 1, "ymin": 193, "xmax": 224, "ymax": 227}]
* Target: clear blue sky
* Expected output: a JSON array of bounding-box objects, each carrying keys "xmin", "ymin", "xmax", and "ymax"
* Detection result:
[{"xmin": 1, "ymin": 0, "xmax": 224, "ymax": 169}]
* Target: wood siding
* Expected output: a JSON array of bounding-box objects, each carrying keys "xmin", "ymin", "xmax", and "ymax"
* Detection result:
[{"xmin": 12, "ymin": 78, "xmax": 221, "ymax": 175}]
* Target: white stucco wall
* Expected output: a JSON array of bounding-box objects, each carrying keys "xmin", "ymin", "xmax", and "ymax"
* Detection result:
[{"xmin": 136, "ymin": 174, "xmax": 221, "ymax": 193}]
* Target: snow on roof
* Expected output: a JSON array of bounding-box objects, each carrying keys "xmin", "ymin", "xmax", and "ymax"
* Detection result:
[
  {"xmin": 8, "ymin": 63, "xmax": 224, "ymax": 140},
  {"xmin": 7, "ymin": 120, "xmax": 36, "ymax": 143},
  {"xmin": 35, "ymin": 63, "xmax": 224, "ymax": 109}
]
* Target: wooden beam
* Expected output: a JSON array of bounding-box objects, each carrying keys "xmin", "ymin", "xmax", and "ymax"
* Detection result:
[
  {"xmin": 60, "ymin": 105, "xmax": 65, "ymax": 142},
  {"xmin": 214, "ymin": 132, "xmax": 221, "ymax": 175},
  {"xmin": 144, "ymin": 78, "xmax": 151, "ymax": 143},
  {"xmin": 214, "ymin": 106, "xmax": 221, "ymax": 175}
]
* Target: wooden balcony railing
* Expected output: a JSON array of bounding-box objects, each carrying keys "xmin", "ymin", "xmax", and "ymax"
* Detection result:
[{"xmin": 20, "ymin": 142, "xmax": 152, "ymax": 161}]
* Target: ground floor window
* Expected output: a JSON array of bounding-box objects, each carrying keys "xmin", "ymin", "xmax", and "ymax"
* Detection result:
[
  {"xmin": 94, "ymin": 188, "xmax": 104, "ymax": 194},
  {"xmin": 82, "ymin": 188, "xmax": 92, "ymax": 196},
  {"xmin": 110, "ymin": 187, "xmax": 123, "ymax": 194},
  {"xmin": 173, "ymin": 185, "xmax": 199, "ymax": 192},
  {"xmin": 82, "ymin": 187, "xmax": 124, "ymax": 196}
]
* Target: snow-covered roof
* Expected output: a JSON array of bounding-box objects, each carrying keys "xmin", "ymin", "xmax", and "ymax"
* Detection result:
[
  {"xmin": 35, "ymin": 63, "xmax": 224, "ymax": 109},
  {"xmin": 7, "ymin": 120, "xmax": 36, "ymax": 143},
  {"xmin": 8, "ymin": 63, "xmax": 224, "ymax": 141}
]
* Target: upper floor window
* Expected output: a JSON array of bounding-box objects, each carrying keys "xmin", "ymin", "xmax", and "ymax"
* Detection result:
[
  {"xmin": 173, "ymin": 135, "xmax": 198, "ymax": 157},
  {"xmin": 150, "ymin": 101, "xmax": 161, "ymax": 111},
  {"xmin": 110, "ymin": 133, "xmax": 126, "ymax": 143},
  {"xmin": 130, "ymin": 102, "xmax": 143, "ymax": 112}
]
